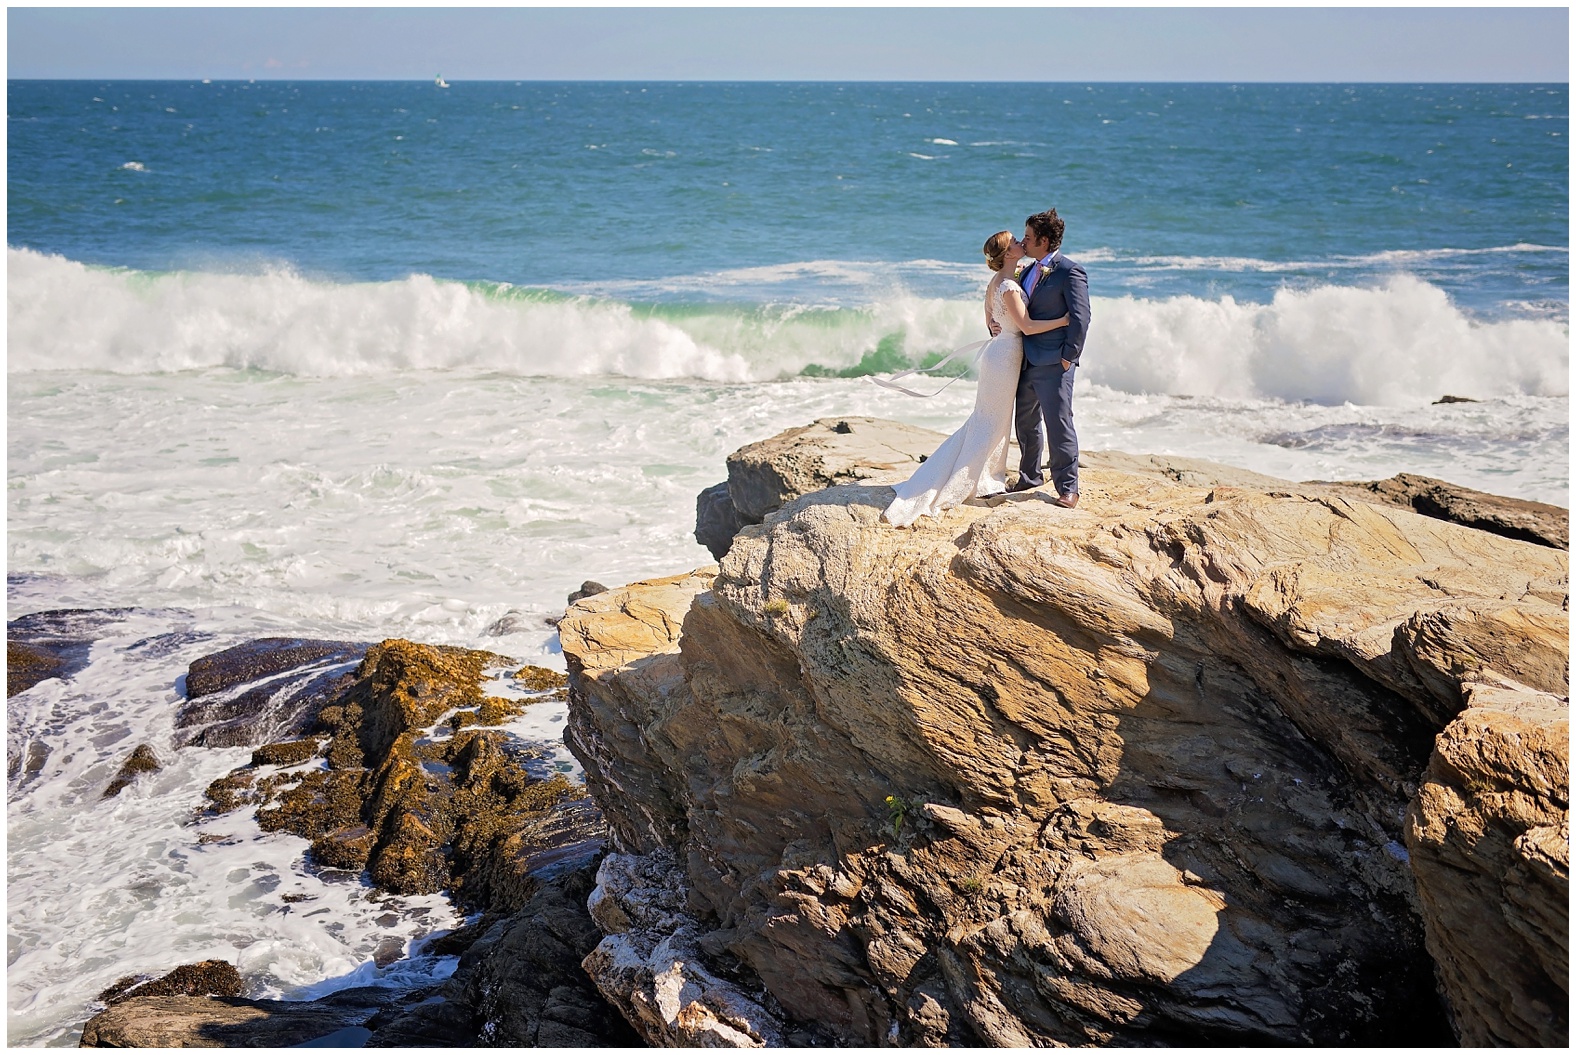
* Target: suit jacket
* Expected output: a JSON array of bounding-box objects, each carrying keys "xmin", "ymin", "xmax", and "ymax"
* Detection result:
[{"xmin": 1016, "ymin": 251, "xmax": 1090, "ymax": 368}]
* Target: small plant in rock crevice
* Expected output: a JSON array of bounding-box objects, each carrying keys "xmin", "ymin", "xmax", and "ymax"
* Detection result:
[{"xmin": 884, "ymin": 794, "xmax": 910, "ymax": 839}]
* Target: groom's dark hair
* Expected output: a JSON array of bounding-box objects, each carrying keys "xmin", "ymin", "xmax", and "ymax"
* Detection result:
[{"xmin": 1026, "ymin": 209, "xmax": 1065, "ymax": 251}]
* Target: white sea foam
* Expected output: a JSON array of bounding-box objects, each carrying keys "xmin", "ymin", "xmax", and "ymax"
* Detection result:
[
  {"xmin": 8, "ymin": 248, "xmax": 1567, "ymax": 406},
  {"xmin": 1090, "ymin": 277, "xmax": 1569, "ymax": 404},
  {"xmin": 119, "ymin": 161, "xmax": 147, "ymax": 172},
  {"xmin": 5, "ymin": 249, "xmax": 756, "ymax": 381},
  {"xmin": 3, "ymin": 606, "xmax": 489, "ymax": 1046}
]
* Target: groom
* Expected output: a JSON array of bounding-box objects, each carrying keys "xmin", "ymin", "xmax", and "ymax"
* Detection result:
[{"xmin": 1007, "ymin": 209, "xmax": 1090, "ymax": 507}]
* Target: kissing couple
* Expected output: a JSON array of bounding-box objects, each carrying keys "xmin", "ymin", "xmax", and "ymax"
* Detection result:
[{"xmin": 880, "ymin": 209, "xmax": 1092, "ymax": 527}]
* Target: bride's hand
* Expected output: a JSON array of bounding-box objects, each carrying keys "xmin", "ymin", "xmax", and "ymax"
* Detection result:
[{"xmin": 1048, "ymin": 314, "xmax": 1070, "ymax": 330}]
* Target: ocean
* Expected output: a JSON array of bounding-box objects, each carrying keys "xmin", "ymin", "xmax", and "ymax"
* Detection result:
[{"xmin": 6, "ymin": 80, "xmax": 1569, "ymax": 1045}]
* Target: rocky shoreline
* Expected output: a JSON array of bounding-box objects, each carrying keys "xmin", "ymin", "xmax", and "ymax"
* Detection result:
[
  {"xmin": 48, "ymin": 635, "xmax": 636, "ymax": 1048},
  {"xmin": 10, "ymin": 420, "xmax": 1567, "ymax": 1047},
  {"xmin": 571, "ymin": 419, "xmax": 1567, "ymax": 1047}
]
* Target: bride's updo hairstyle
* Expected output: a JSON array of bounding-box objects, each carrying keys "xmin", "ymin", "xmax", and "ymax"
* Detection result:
[{"xmin": 983, "ymin": 230, "xmax": 1014, "ymax": 271}]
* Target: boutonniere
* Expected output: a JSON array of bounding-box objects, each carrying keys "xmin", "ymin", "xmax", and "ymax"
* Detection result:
[{"xmin": 1037, "ymin": 263, "xmax": 1053, "ymax": 278}]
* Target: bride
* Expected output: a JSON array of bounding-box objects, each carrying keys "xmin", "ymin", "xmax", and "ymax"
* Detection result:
[{"xmin": 881, "ymin": 231, "xmax": 1068, "ymax": 528}]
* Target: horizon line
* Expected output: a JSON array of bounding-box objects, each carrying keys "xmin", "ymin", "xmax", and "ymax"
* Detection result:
[{"xmin": 10, "ymin": 77, "xmax": 1570, "ymax": 85}]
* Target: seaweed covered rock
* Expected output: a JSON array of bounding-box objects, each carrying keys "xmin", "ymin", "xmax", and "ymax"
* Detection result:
[
  {"xmin": 570, "ymin": 437, "xmax": 1569, "ymax": 1046},
  {"xmin": 202, "ymin": 639, "xmax": 602, "ymax": 909},
  {"xmin": 8, "ymin": 641, "xmax": 72, "ymax": 698},
  {"xmin": 98, "ymin": 960, "xmax": 243, "ymax": 1005}
]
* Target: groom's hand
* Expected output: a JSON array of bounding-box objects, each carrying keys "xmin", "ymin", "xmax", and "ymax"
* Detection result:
[{"xmin": 1061, "ymin": 358, "xmax": 1073, "ymax": 370}]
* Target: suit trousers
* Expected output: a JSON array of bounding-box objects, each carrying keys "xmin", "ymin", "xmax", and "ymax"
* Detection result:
[{"xmin": 1014, "ymin": 360, "xmax": 1079, "ymax": 494}]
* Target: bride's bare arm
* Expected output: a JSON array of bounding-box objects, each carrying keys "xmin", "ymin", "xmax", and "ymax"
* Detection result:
[{"xmin": 1001, "ymin": 286, "xmax": 1069, "ymax": 335}]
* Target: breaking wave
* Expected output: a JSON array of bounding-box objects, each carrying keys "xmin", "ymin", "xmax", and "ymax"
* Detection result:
[{"xmin": 8, "ymin": 248, "xmax": 1568, "ymax": 405}]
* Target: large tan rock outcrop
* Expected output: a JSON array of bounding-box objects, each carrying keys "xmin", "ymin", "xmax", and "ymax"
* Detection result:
[
  {"xmin": 568, "ymin": 434, "xmax": 1568, "ymax": 1046},
  {"xmin": 1406, "ymin": 680, "xmax": 1569, "ymax": 1045}
]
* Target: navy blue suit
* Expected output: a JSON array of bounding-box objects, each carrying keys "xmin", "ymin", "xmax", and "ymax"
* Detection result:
[{"xmin": 1014, "ymin": 251, "xmax": 1090, "ymax": 494}]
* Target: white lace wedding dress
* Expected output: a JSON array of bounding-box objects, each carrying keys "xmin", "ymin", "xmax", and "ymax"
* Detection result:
[{"xmin": 882, "ymin": 279, "xmax": 1025, "ymax": 527}]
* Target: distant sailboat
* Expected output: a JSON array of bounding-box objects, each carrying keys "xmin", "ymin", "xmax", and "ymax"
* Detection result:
[{"xmin": 435, "ymin": 75, "xmax": 450, "ymax": 89}]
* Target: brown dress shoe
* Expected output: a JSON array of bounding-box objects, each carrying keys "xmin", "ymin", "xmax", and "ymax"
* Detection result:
[
  {"xmin": 1054, "ymin": 492, "xmax": 1079, "ymax": 508},
  {"xmin": 1007, "ymin": 478, "xmax": 1040, "ymax": 494}
]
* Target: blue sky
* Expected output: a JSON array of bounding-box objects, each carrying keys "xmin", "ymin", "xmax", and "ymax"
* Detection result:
[{"xmin": 7, "ymin": 7, "xmax": 1569, "ymax": 82}]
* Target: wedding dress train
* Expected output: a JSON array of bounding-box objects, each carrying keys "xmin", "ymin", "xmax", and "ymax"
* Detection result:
[{"xmin": 882, "ymin": 281, "xmax": 1024, "ymax": 527}]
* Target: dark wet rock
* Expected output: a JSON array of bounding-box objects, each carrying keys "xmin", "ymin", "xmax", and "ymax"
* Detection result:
[
  {"xmin": 372, "ymin": 937, "xmax": 407, "ymax": 969},
  {"xmin": 177, "ymin": 639, "xmax": 369, "ymax": 749},
  {"xmin": 8, "ymin": 607, "xmax": 141, "ymax": 640},
  {"xmin": 186, "ymin": 638, "xmax": 368, "ymax": 699},
  {"xmin": 362, "ymin": 995, "xmax": 476, "ymax": 1048},
  {"xmin": 88, "ymin": 635, "xmax": 620, "ymax": 1045},
  {"xmin": 1322, "ymin": 472, "xmax": 1568, "ymax": 549},
  {"xmin": 5, "ymin": 608, "xmax": 133, "ymax": 696},
  {"xmin": 102, "ymin": 744, "xmax": 161, "ymax": 798},
  {"xmin": 695, "ymin": 480, "xmax": 750, "ymax": 560},
  {"xmin": 98, "ymin": 960, "xmax": 243, "ymax": 1005},
  {"xmin": 568, "ymin": 581, "xmax": 609, "ymax": 605},
  {"xmin": 364, "ymin": 862, "xmax": 640, "ymax": 1048},
  {"xmin": 483, "ymin": 609, "xmax": 531, "ymax": 636},
  {"xmin": 125, "ymin": 629, "xmax": 218, "ymax": 661},
  {"xmin": 1434, "ymin": 394, "xmax": 1479, "ymax": 404},
  {"xmin": 6, "ymin": 737, "xmax": 51, "ymax": 789},
  {"xmin": 79, "ymin": 986, "xmax": 402, "ymax": 1048},
  {"xmin": 420, "ymin": 916, "xmax": 500, "ymax": 958}
]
